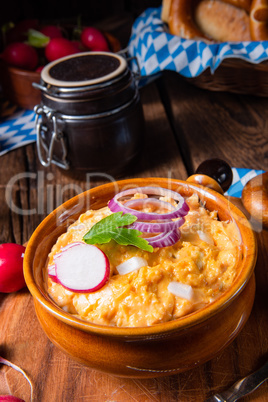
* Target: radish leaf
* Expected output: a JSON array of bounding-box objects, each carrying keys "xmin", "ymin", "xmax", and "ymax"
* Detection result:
[{"xmin": 27, "ymin": 29, "xmax": 49, "ymax": 47}]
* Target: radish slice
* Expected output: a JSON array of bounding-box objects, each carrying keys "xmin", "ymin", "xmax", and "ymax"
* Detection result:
[
  {"xmin": 47, "ymin": 264, "xmax": 59, "ymax": 283},
  {"xmin": 48, "ymin": 264, "xmax": 56, "ymax": 277},
  {"xmin": 168, "ymin": 281, "xmax": 194, "ymax": 301},
  {"xmin": 51, "ymin": 242, "xmax": 88, "ymax": 282},
  {"xmin": 54, "ymin": 243, "xmax": 110, "ymax": 292},
  {"xmin": 53, "ymin": 241, "xmax": 85, "ymax": 259},
  {"xmin": 116, "ymin": 256, "xmax": 148, "ymax": 275}
]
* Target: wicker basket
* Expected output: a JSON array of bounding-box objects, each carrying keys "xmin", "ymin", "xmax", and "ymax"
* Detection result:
[{"xmin": 185, "ymin": 57, "xmax": 268, "ymax": 96}]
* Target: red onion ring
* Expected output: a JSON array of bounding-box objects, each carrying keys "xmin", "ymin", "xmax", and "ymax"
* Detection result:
[
  {"xmin": 130, "ymin": 217, "xmax": 185, "ymax": 233},
  {"xmin": 143, "ymin": 228, "xmax": 181, "ymax": 248},
  {"xmin": 124, "ymin": 198, "xmax": 176, "ymax": 212},
  {"xmin": 108, "ymin": 186, "xmax": 189, "ymax": 248},
  {"xmin": 108, "ymin": 186, "xmax": 189, "ymax": 220}
]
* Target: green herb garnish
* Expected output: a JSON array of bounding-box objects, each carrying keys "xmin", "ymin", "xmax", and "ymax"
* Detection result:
[
  {"xmin": 83, "ymin": 212, "xmax": 153, "ymax": 252},
  {"xmin": 27, "ymin": 29, "xmax": 50, "ymax": 48}
]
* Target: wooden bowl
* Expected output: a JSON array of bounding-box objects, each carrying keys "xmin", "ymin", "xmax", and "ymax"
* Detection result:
[
  {"xmin": 23, "ymin": 177, "xmax": 257, "ymax": 378},
  {"xmin": 0, "ymin": 32, "xmax": 121, "ymax": 110}
]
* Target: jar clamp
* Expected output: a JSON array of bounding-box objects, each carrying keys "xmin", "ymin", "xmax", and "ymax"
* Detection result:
[{"xmin": 33, "ymin": 51, "xmax": 144, "ymax": 175}]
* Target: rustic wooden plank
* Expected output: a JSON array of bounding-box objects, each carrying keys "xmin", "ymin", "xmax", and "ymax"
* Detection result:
[
  {"xmin": 0, "ymin": 73, "xmax": 267, "ymax": 402},
  {"xmin": 132, "ymin": 83, "xmax": 188, "ymax": 180},
  {"xmin": 160, "ymin": 71, "xmax": 268, "ymax": 173},
  {"xmin": 154, "ymin": 71, "xmax": 268, "ymax": 401}
]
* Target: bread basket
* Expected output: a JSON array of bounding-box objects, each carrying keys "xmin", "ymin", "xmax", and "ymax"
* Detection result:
[
  {"xmin": 128, "ymin": 7, "xmax": 268, "ymax": 96},
  {"xmin": 185, "ymin": 58, "xmax": 268, "ymax": 96}
]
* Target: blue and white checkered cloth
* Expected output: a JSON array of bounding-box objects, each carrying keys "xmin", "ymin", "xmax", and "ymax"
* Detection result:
[
  {"xmin": 226, "ymin": 168, "xmax": 265, "ymax": 198},
  {"xmin": 128, "ymin": 7, "xmax": 268, "ymax": 80},
  {"xmin": 0, "ymin": 104, "xmax": 36, "ymax": 156}
]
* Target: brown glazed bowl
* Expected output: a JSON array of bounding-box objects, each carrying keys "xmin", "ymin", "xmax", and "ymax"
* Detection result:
[
  {"xmin": 0, "ymin": 61, "xmax": 41, "ymax": 110},
  {"xmin": 0, "ymin": 32, "xmax": 121, "ymax": 110},
  {"xmin": 23, "ymin": 177, "xmax": 257, "ymax": 378}
]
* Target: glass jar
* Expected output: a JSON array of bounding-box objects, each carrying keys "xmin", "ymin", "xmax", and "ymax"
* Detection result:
[{"xmin": 34, "ymin": 51, "xmax": 145, "ymax": 176}]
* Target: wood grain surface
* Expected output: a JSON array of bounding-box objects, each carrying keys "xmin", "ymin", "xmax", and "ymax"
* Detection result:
[{"xmin": 0, "ymin": 18, "xmax": 268, "ymax": 402}]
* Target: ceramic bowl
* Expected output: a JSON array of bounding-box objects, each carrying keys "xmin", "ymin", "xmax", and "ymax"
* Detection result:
[
  {"xmin": 23, "ymin": 177, "xmax": 257, "ymax": 378},
  {"xmin": 0, "ymin": 32, "xmax": 121, "ymax": 110},
  {"xmin": 0, "ymin": 62, "xmax": 41, "ymax": 110}
]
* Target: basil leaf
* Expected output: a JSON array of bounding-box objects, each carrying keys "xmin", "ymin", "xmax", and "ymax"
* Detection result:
[{"xmin": 83, "ymin": 212, "xmax": 153, "ymax": 252}]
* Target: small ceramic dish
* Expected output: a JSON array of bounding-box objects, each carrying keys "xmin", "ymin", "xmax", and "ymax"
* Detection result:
[
  {"xmin": 23, "ymin": 177, "xmax": 257, "ymax": 378},
  {"xmin": 0, "ymin": 63, "xmax": 41, "ymax": 110}
]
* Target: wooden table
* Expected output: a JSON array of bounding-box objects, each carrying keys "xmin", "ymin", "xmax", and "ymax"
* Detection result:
[{"xmin": 0, "ymin": 19, "xmax": 268, "ymax": 402}]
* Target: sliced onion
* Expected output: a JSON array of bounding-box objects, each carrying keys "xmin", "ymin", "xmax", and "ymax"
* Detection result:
[
  {"xmin": 116, "ymin": 256, "xmax": 148, "ymax": 275},
  {"xmin": 124, "ymin": 198, "xmax": 176, "ymax": 212},
  {"xmin": 143, "ymin": 228, "xmax": 181, "ymax": 248},
  {"xmin": 131, "ymin": 217, "xmax": 185, "ymax": 233},
  {"xmin": 197, "ymin": 230, "xmax": 214, "ymax": 245},
  {"xmin": 168, "ymin": 281, "xmax": 194, "ymax": 301},
  {"xmin": 108, "ymin": 187, "xmax": 189, "ymax": 249},
  {"xmin": 108, "ymin": 186, "xmax": 189, "ymax": 221}
]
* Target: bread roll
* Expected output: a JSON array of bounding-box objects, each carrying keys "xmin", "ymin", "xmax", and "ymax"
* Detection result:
[
  {"xmin": 168, "ymin": 0, "xmax": 208, "ymax": 39},
  {"xmin": 161, "ymin": 0, "xmax": 261, "ymax": 41},
  {"xmin": 195, "ymin": 0, "xmax": 251, "ymax": 41},
  {"xmin": 161, "ymin": 0, "xmax": 172, "ymax": 22},
  {"xmin": 250, "ymin": 0, "xmax": 268, "ymax": 40}
]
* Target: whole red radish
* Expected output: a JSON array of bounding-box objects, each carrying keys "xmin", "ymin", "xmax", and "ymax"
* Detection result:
[
  {"xmin": 0, "ymin": 243, "xmax": 26, "ymax": 293},
  {"xmin": 40, "ymin": 25, "xmax": 63, "ymax": 39},
  {"xmin": 0, "ymin": 396, "xmax": 25, "ymax": 401},
  {"xmin": 1, "ymin": 42, "xmax": 38, "ymax": 70},
  {"xmin": 45, "ymin": 37, "xmax": 80, "ymax": 62},
  {"xmin": 80, "ymin": 27, "xmax": 109, "ymax": 51},
  {"xmin": 36, "ymin": 65, "xmax": 44, "ymax": 72},
  {"xmin": 71, "ymin": 40, "xmax": 87, "ymax": 52}
]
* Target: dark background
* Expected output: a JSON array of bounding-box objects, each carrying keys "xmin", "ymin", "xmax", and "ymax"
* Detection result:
[{"xmin": 1, "ymin": 1, "xmax": 162, "ymax": 26}]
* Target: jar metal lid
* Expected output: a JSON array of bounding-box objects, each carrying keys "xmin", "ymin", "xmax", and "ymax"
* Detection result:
[{"xmin": 41, "ymin": 51, "xmax": 127, "ymax": 88}]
